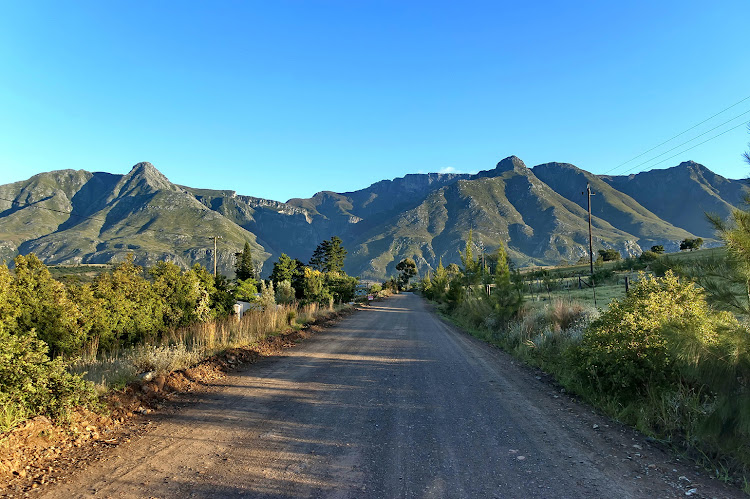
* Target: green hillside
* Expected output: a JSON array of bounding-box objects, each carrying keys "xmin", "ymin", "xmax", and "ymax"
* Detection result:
[{"xmin": 0, "ymin": 157, "xmax": 743, "ymax": 280}]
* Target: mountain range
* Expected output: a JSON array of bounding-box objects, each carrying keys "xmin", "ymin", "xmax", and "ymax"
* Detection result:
[{"xmin": 0, "ymin": 156, "xmax": 745, "ymax": 280}]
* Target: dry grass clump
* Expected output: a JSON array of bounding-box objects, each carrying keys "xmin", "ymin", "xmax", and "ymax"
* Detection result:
[{"xmin": 74, "ymin": 302, "xmax": 344, "ymax": 391}]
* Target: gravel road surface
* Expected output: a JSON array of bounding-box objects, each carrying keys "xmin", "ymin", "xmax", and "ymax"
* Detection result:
[{"xmin": 39, "ymin": 293, "xmax": 742, "ymax": 498}]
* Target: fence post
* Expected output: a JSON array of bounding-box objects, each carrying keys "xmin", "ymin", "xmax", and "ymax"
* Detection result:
[{"xmin": 625, "ymin": 276, "xmax": 630, "ymax": 294}]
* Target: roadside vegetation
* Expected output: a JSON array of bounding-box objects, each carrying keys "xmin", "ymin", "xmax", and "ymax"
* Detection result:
[
  {"xmin": 0, "ymin": 235, "xmax": 377, "ymax": 435},
  {"xmin": 413, "ymin": 224, "xmax": 750, "ymax": 488}
]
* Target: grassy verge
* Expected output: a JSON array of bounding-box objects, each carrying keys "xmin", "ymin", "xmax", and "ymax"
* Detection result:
[{"xmin": 70, "ymin": 302, "xmax": 350, "ymax": 394}]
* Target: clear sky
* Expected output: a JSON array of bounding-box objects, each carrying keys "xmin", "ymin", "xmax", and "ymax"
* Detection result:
[{"xmin": 1, "ymin": 1, "xmax": 749, "ymax": 202}]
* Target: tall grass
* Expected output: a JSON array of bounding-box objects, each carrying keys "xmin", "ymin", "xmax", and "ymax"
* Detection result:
[
  {"xmin": 71, "ymin": 302, "xmax": 338, "ymax": 392},
  {"xmin": 449, "ymin": 294, "xmax": 597, "ymax": 371}
]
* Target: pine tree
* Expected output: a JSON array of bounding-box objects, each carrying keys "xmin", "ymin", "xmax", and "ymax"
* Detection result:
[
  {"xmin": 433, "ymin": 258, "xmax": 448, "ymax": 298},
  {"xmin": 494, "ymin": 242, "xmax": 511, "ymax": 287},
  {"xmin": 235, "ymin": 242, "xmax": 256, "ymax": 281},
  {"xmin": 270, "ymin": 253, "xmax": 298, "ymax": 284},
  {"xmin": 326, "ymin": 236, "xmax": 347, "ymax": 273},
  {"xmin": 309, "ymin": 240, "xmax": 329, "ymax": 271},
  {"xmin": 490, "ymin": 241, "xmax": 523, "ymax": 322},
  {"xmin": 460, "ymin": 230, "xmax": 481, "ymax": 285},
  {"xmin": 310, "ymin": 236, "xmax": 347, "ymax": 273}
]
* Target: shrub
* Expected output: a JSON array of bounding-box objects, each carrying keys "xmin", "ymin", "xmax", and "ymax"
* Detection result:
[
  {"xmin": 234, "ymin": 278, "xmax": 259, "ymax": 302},
  {"xmin": 128, "ymin": 343, "xmax": 201, "ymax": 375},
  {"xmin": 571, "ymin": 272, "xmax": 723, "ymax": 400},
  {"xmin": 639, "ymin": 250, "xmax": 659, "ymax": 262},
  {"xmin": 259, "ymin": 280, "xmax": 276, "ymax": 309},
  {"xmin": 275, "ymin": 280, "xmax": 296, "ymax": 304},
  {"xmin": 445, "ymin": 277, "xmax": 465, "ymax": 309},
  {"xmin": 591, "ymin": 267, "xmax": 615, "ymax": 285},
  {"xmin": 548, "ymin": 299, "xmax": 586, "ymax": 332},
  {"xmin": 0, "ymin": 330, "xmax": 96, "ymax": 431}
]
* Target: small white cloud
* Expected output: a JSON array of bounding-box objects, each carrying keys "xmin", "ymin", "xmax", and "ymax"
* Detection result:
[
  {"xmin": 437, "ymin": 166, "xmax": 478, "ymax": 175},
  {"xmin": 439, "ymin": 166, "xmax": 459, "ymax": 174}
]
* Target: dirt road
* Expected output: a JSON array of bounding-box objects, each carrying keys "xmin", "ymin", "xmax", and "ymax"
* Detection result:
[{"xmin": 39, "ymin": 293, "xmax": 740, "ymax": 498}]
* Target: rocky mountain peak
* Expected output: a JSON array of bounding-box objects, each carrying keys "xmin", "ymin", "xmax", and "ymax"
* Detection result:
[
  {"xmin": 494, "ymin": 155, "xmax": 528, "ymax": 174},
  {"xmin": 122, "ymin": 162, "xmax": 175, "ymax": 193},
  {"xmin": 677, "ymin": 160, "xmax": 700, "ymax": 168}
]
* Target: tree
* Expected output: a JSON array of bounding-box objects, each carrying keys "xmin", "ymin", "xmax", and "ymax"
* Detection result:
[
  {"xmin": 0, "ymin": 263, "xmax": 20, "ymax": 335},
  {"xmin": 235, "ymin": 242, "xmax": 256, "ymax": 281},
  {"xmin": 597, "ymin": 248, "xmax": 621, "ymax": 261},
  {"xmin": 258, "ymin": 280, "xmax": 276, "ymax": 309},
  {"xmin": 432, "ymin": 259, "xmax": 448, "ymax": 299},
  {"xmin": 396, "ymin": 258, "xmax": 417, "ymax": 289},
  {"xmin": 650, "ymin": 245, "xmax": 665, "ymax": 254},
  {"xmin": 234, "ymin": 279, "xmax": 259, "ymax": 302},
  {"xmin": 491, "ymin": 243, "xmax": 523, "ymax": 322},
  {"xmin": 192, "ymin": 264, "xmax": 234, "ymax": 318},
  {"xmin": 420, "ymin": 272, "xmax": 433, "ymax": 299},
  {"xmin": 640, "ymin": 251, "xmax": 659, "ymax": 262},
  {"xmin": 680, "ymin": 238, "xmax": 704, "ymax": 251},
  {"xmin": 149, "ymin": 261, "xmax": 210, "ymax": 329},
  {"xmin": 270, "ymin": 253, "xmax": 298, "ymax": 284},
  {"xmin": 690, "ymin": 127, "xmax": 750, "ymax": 313},
  {"xmin": 290, "ymin": 258, "xmax": 306, "ymax": 299},
  {"xmin": 492, "ymin": 242, "xmax": 511, "ymax": 286},
  {"xmin": 459, "ymin": 230, "xmax": 481, "ymax": 285},
  {"xmin": 445, "ymin": 275, "xmax": 465, "ymax": 309},
  {"xmin": 92, "ymin": 254, "xmax": 164, "ymax": 348},
  {"xmin": 326, "ymin": 236, "xmax": 347, "ymax": 273},
  {"xmin": 309, "ymin": 240, "xmax": 328, "ymax": 271},
  {"xmin": 301, "ymin": 267, "xmax": 331, "ymax": 305},
  {"xmin": 12, "ymin": 254, "xmax": 86, "ymax": 356},
  {"xmin": 446, "ymin": 263, "xmax": 461, "ymax": 277},
  {"xmin": 309, "ymin": 236, "xmax": 347, "ymax": 273},
  {"xmin": 325, "ymin": 273, "xmax": 358, "ymax": 303},
  {"xmin": 383, "ymin": 277, "xmax": 399, "ymax": 293}
]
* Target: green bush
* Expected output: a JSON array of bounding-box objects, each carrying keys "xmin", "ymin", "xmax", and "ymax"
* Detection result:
[
  {"xmin": 445, "ymin": 277, "xmax": 465, "ymax": 309},
  {"xmin": 591, "ymin": 267, "xmax": 615, "ymax": 285},
  {"xmin": 571, "ymin": 272, "xmax": 725, "ymax": 401},
  {"xmin": 0, "ymin": 330, "xmax": 96, "ymax": 431},
  {"xmin": 639, "ymin": 251, "xmax": 659, "ymax": 263}
]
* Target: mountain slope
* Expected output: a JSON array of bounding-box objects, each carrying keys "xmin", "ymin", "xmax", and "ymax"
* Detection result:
[
  {"xmin": 0, "ymin": 163, "xmax": 267, "ymax": 273},
  {"xmin": 0, "ymin": 158, "xmax": 745, "ymax": 280},
  {"xmin": 600, "ymin": 161, "xmax": 747, "ymax": 237},
  {"xmin": 533, "ymin": 162, "xmax": 695, "ymax": 251},
  {"xmin": 348, "ymin": 157, "xmax": 641, "ymax": 279}
]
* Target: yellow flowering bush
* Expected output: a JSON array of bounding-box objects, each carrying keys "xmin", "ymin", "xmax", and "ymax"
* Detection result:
[{"xmin": 572, "ymin": 271, "xmax": 731, "ymax": 399}]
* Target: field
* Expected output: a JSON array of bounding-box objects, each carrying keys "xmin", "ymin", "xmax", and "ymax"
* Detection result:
[{"xmin": 520, "ymin": 247, "xmax": 727, "ymax": 309}]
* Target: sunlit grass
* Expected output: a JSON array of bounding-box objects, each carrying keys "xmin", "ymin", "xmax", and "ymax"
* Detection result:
[{"xmin": 71, "ymin": 302, "xmax": 345, "ymax": 391}]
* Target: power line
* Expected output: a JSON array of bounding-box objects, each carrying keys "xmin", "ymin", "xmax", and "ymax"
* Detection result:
[
  {"xmin": 603, "ymin": 93, "xmax": 750, "ymax": 175},
  {"xmin": 611, "ymin": 112, "xmax": 750, "ymax": 176},
  {"xmin": 620, "ymin": 120, "xmax": 750, "ymax": 173}
]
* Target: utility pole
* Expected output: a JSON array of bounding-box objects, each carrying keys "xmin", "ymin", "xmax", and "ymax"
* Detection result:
[
  {"xmin": 211, "ymin": 236, "xmax": 222, "ymax": 275},
  {"xmin": 584, "ymin": 184, "xmax": 597, "ymax": 307},
  {"xmin": 586, "ymin": 184, "xmax": 595, "ymax": 276}
]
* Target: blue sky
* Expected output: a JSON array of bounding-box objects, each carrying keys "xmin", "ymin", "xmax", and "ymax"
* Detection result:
[{"xmin": 1, "ymin": 1, "xmax": 749, "ymax": 202}]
